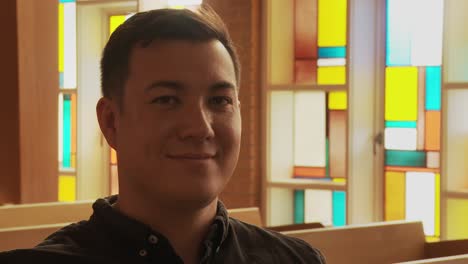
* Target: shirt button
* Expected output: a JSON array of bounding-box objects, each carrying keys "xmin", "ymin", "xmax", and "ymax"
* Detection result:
[
  {"xmin": 139, "ymin": 249, "xmax": 148, "ymax": 257},
  {"xmin": 148, "ymin": 235, "xmax": 159, "ymax": 244}
]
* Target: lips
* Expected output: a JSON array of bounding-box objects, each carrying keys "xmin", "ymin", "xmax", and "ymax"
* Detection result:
[{"xmin": 166, "ymin": 153, "xmax": 216, "ymax": 159}]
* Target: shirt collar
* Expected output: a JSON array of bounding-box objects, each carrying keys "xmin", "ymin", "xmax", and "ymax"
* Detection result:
[{"xmin": 89, "ymin": 195, "xmax": 229, "ymax": 256}]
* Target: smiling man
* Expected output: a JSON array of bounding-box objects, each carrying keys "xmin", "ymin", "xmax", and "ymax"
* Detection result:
[{"xmin": 0, "ymin": 5, "xmax": 325, "ymax": 264}]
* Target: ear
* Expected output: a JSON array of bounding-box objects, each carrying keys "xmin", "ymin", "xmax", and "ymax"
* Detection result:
[{"xmin": 96, "ymin": 97, "xmax": 118, "ymax": 150}]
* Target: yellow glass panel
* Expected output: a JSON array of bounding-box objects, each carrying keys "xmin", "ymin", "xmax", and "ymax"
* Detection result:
[
  {"xmin": 385, "ymin": 67, "xmax": 418, "ymax": 121},
  {"xmin": 333, "ymin": 178, "xmax": 346, "ymax": 183},
  {"xmin": 59, "ymin": 175, "xmax": 76, "ymax": 202},
  {"xmin": 435, "ymin": 173, "xmax": 440, "ymax": 237},
  {"xmin": 109, "ymin": 15, "xmax": 127, "ymax": 35},
  {"xmin": 385, "ymin": 171, "xmax": 405, "ymax": 221},
  {"xmin": 426, "ymin": 236, "xmax": 440, "ymax": 242},
  {"xmin": 328, "ymin": 91, "xmax": 347, "ymax": 110},
  {"xmin": 169, "ymin": 5, "xmax": 185, "ymax": 9},
  {"xmin": 58, "ymin": 3, "xmax": 64, "ymax": 72},
  {"xmin": 317, "ymin": 66, "xmax": 346, "ymax": 85},
  {"xmin": 318, "ymin": 0, "xmax": 347, "ymax": 47},
  {"xmin": 447, "ymin": 198, "xmax": 468, "ymax": 240}
]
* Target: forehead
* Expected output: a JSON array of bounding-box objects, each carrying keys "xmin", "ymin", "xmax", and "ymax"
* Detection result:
[{"xmin": 126, "ymin": 40, "xmax": 236, "ymax": 89}]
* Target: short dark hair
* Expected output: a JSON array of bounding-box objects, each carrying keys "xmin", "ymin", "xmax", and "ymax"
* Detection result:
[{"xmin": 100, "ymin": 5, "xmax": 240, "ymax": 105}]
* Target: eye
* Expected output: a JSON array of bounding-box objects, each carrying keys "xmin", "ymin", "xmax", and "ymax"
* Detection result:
[
  {"xmin": 209, "ymin": 96, "xmax": 233, "ymax": 106},
  {"xmin": 151, "ymin": 96, "xmax": 179, "ymax": 105}
]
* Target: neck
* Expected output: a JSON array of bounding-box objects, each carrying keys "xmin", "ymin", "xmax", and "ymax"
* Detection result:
[{"xmin": 113, "ymin": 193, "xmax": 218, "ymax": 264}]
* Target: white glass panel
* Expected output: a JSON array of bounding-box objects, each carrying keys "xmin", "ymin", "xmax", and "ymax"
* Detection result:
[
  {"xmin": 384, "ymin": 128, "xmax": 417, "ymax": 150},
  {"xmin": 410, "ymin": 0, "xmax": 443, "ymax": 66},
  {"xmin": 63, "ymin": 2, "xmax": 76, "ymax": 89},
  {"xmin": 446, "ymin": 90, "xmax": 468, "ymax": 190},
  {"xmin": 427, "ymin": 151, "xmax": 440, "ymax": 168},
  {"xmin": 386, "ymin": 0, "xmax": 412, "ymax": 65},
  {"xmin": 270, "ymin": 92, "xmax": 294, "ymax": 181},
  {"xmin": 304, "ymin": 189, "xmax": 333, "ymax": 226},
  {"xmin": 294, "ymin": 91, "xmax": 326, "ymax": 167},
  {"xmin": 138, "ymin": 0, "xmax": 168, "ymax": 10},
  {"xmin": 406, "ymin": 172, "xmax": 436, "ymax": 236},
  {"xmin": 269, "ymin": 188, "xmax": 294, "ymax": 226},
  {"xmin": 168, "ymin": 0, "xmax": 202, "ymax": 6},
  {"xmin": 317, "ymin": 58, "xmax": 346, "ymax": 67},
  {"xmin": 444, "ymin": 0, "xmax": 468, "ymax": 82}
]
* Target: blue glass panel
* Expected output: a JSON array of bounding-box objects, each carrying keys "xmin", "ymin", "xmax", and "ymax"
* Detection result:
[
  {"xmin": 386, "ymin": 0, "xmax": 411, "ymax": 66},
  {"xmin": 294, "ymin": 190, "xmax": 305, "ymax": 224},
  {"xmin": 63, "ymin": 94, "xmax": 71, "ymax": 168},
  {"xmin": 333, "ymin": 191, "xmax": 346, "ymax": 226},
  {"xmin": 318, "ymin": 47, "xmax": 346, "ymax": 58},
  {"xmin": 59, "ymin": 72, "xmax": 64, "ymax": 89},
  {"xmin": 385, "ymin": 150, "xmax": 426, "ymax": 167},
  {"xmin": 385, "ymin": 121, "xmax": 417, "ymax": 128},
  {"xmin": 426, "ymin": 66, "xmax": 442, "ymax": 111}
]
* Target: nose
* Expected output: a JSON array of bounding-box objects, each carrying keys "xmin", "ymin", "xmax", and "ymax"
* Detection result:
[{"xmin": 177, "ymin": 102, "xmax": 215, "ymax": 141}]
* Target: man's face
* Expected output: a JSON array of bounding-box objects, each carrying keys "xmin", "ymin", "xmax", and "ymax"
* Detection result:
[{"xmin": 115, "ymin": 40, "xmax": 241, "ymax": 208}]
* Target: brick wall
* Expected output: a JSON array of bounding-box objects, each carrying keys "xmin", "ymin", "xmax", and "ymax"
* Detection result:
[{"xmin": 205, "ymin": 0, "xmax": 262, "ymax": 209}]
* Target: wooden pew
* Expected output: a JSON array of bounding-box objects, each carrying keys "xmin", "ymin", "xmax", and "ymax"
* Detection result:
[
  {"xmin": 0, "ymin": 200, "xmax": 93, "ymax": 228},
  {"xmin": 397, "ymin": 254, "xmax": 468, "ymax": 264},
  {"xmin": 284, "ymin": 221, "xmax": 468, "ymax": 264},
  {"xmin": 0, "ymin": 205, "xmax": 263, "ymax": 251},
  {"xmin": 267, "ymin": 222, "xmax": 324, "ymax": 232}
]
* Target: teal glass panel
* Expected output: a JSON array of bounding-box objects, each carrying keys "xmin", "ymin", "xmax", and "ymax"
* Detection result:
[
  {"xmin": 294, "ymin": 190, "xmax": 305, "ymax": 224},
  {"xmin": 318, "ymin": 47, "xmax": 346, "ymax": 58},
  {"xmin": 333, "ymin": 191, "xmax": 346, "ymax": 226},
  {"xmin": 385, "ymin": 150, "xmax": 426, "ymax": 167},
  {"xmin": 386, "ymin": 0, "xmax": 411, "ymax": 66},
  {"xmin": 59, "ymin": 72, "xmax": 64, "ymax": 88},
  {"xmin": 60, "ymin": 0, "xmax": 76, "ymax": 2},
  {"xmin": 63, "ymin": 94, "xmax": 71, "ymax": 168},
  {"xmin": 426, "ymin": 66, "xmax": 442, "ymax": 111},
  {"xmin": 385, "ymin": 121, "xmax": 417, "ymax": 128}
]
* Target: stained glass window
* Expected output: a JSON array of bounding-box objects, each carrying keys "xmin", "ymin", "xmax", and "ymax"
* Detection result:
[
  {"xmin": 58, "ymin": 0, "xmax": 77, "ymax": 202},
  {"xmin": 267, "ymin": 0, "xmax": 348, "ymax": 227},
  {"xmin": 384, "ymin": 0, "xmax": 443, "ymax": 239}
]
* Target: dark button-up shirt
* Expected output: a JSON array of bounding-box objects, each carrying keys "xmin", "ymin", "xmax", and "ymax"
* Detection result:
[{"xmin": 0, "ymin": 195, "xmax": 326, "ymax": 263}]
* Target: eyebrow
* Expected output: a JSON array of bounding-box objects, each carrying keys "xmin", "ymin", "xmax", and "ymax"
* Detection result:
[{"xmin": 144, "ymin": 80, "xmax": 237, "ymax": 93}]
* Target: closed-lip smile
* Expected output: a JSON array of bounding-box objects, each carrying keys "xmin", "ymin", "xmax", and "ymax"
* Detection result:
[{"xmin": 166, "ymin": 153, "xmax": 215, "ymax": 159}]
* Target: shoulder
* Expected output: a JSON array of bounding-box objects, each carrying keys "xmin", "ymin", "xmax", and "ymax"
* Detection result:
[
  {"xmin": 0, "ymin": 248, "xmax": 97, "ymax": 264},
  {"xmin": 228, "ymin": 217, "xmax": 326, "ymax": 263},
  {"xmin": 0, "ymin": 221, "xmax": 99, "ymax": 264}
]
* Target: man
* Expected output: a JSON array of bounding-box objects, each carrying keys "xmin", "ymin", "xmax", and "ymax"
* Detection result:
[{"xmin": 0, "ymin": 6, "xmax": 325, "ymax": 264}]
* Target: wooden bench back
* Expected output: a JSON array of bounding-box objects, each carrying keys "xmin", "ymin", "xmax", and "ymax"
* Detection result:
[
  {"xmin": 0, "ymin": 200, "xmax": 93, "ymax": 228},
  {"xmin": 227, "ymin": 207, "xmax": 263, "ymax": 226},
  {"xmin": 0, "ymin": 205, "xmax": 263, "ymax": 251},
  {"xmin": 397, "ymin": 254, "xmax": 468, "ymax": 264},
  {"xmin": 284, "ymin": 221, "xmax": 427, "ymax": 264}
]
